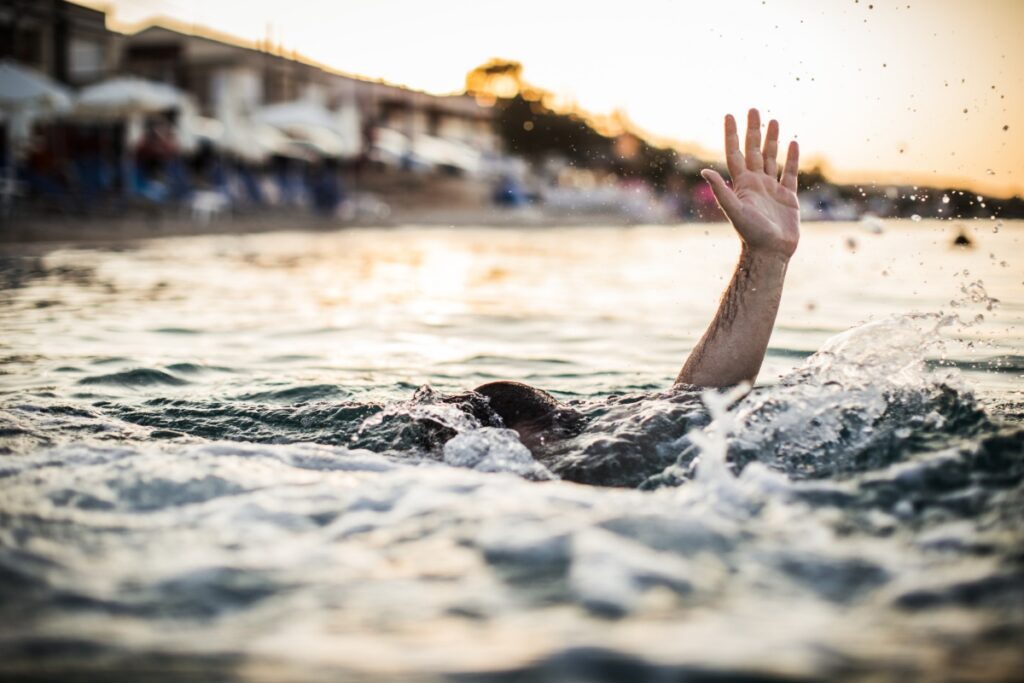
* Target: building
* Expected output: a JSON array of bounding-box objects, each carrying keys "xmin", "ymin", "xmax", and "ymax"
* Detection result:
[
  {"xmin": 0, "ymin": 0, "xmax": 118, "ymax": 85},
  {"xmin": 1, "ymin": 1, "xmax": 498, "ymax": 156},
  {"xmin": 118, "ymin": 20, "xmax": 499, "ymax": 154},
  {"xmin": 121, "ymin": 24, "xmax": 325, "ymax": 116}
]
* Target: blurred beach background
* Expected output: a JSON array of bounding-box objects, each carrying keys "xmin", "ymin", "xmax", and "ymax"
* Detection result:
[
  {"xmin": 0, "ymin": 0, "xmax": 1021, "ymax": 236},
  {"xmin": 1, "ymin": 2, "xmax": 1023, "ymax": 682}
]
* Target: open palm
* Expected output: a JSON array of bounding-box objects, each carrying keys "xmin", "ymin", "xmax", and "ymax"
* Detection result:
[{"xmin": 702, "ymin": 109, "xmax": 800, "ymax": 257}]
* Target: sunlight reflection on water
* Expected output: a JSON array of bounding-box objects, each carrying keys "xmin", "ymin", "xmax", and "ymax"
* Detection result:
[
  {"xmin": 3, "ymin": 219, "xmax": 1021, "ymax": 398},
  {"xmin": 0, "ymin": 219, "xmax": 1021, "ymax": 682}
]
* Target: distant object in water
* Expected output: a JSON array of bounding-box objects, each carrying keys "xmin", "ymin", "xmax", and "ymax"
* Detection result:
[
  {"xmin": 858, "ymin": 213, "xmax": 885, "ymax": 234},
  {"xmin": 493, "ymin": 175, "xmax": 528, "ymax": 207},
  {"xmin": 953, "ymin": 226, "xmax": 974, "ymax": 248}
]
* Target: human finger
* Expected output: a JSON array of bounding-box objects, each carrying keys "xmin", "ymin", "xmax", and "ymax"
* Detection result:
[
  {"xmin": 781, "ymin": 140, "xmax": 800, "ymax": 191},
  {"xmin": 745, "ymin": 108, "xmax": 763, "ymax": 172},
  {"xmin": 701, "ymin": 168, "xmax": 742, "ymax": 220},
  {"xmin": 724, "ymin": 114, "xmax": 745, "ymax": 179},
  {"xmin": 763, "ymin": 119, "xmax": 779, "ymax": 178}
]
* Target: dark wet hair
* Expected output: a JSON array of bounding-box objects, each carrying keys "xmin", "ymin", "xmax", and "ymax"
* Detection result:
[{"xmin": 473, "ymin": 381, "xmax": 564, "ymax": 427}]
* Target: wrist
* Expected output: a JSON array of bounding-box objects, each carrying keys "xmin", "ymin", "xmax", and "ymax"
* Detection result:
[{"xmin": 740, "ymin": 246, "xmax": 791, "ymax": 270}]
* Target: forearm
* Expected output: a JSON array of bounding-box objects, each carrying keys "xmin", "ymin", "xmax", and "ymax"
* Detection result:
[{"xmin": 676, "ymin": 248, "xmax": 789, "ymax": 387}]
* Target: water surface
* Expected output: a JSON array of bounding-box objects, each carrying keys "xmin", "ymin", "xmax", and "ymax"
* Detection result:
[{"xmin": 1, "ymin": 220, "xmax": 1022, "ymax": 681}]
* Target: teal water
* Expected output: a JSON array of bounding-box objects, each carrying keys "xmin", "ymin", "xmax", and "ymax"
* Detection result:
[{"xmin": 0, "ymin": 220, "xmax": 1022, "ymax": 681}]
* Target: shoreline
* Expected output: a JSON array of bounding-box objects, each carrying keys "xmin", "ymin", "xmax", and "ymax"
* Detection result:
[
  {"xmin": 0, "ymin": 207, "xmax": 655, "ymax": 248},
  {"xmin": 0, "ymin": 209, "xmax": 1004, "ymax": 251}
]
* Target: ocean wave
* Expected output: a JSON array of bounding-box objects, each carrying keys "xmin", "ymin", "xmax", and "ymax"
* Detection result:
[
  {"xmin": 0, "ymin": 429, "xmax": 1019, "ymax": 680},
  {"xmin": 78, "ymin": 368, "xmax": 191, "ymax": 388},
  {"xmin": 0, "ymin": 311, "xmax": 1021, "ymax": 680}
]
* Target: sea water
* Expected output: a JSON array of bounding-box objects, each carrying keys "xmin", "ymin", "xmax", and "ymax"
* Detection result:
[{"xmin": 0, "ymin": 221, "xmax": 1021, "ymax": 681}]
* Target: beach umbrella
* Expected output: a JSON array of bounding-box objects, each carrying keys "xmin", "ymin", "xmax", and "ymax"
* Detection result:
[
  {"xmin": 334, "ymin": 102, "xmax": 363, "ymax": 158},
  {"xmin": 0, "ymin": 59, "xmax": 73, "ymax": 113},
  {"xmin": 256, "ymin": 100, "xmax": 337, "ymax": 130},
  {"xmin": 280, "ymin": 123, "xmax": 350, "ymax": 158},
  {"xmin": 75, "ymin": 77, "xmax": 187, "ymax": 198},
  {"xmin": 252, "ymin": 122, "xmax": 306, "ymax": 159},
  {"xmin": 178, "ymin": 114, "xmax": 225, "ymax": 152},
  {"xmin": 0, "ymin": 60, "xmax": 73, "ymax": 216},
  {"xmin": 370, "ymin": 126, "xmax": 428, "ymax": 171},
  {"xmin": 413, "ymin": 134, "xmax": 482, "ymax": 175},
  {"xmin": 215, "ymin": 118, "xmax": 308, "ymax": 163},
  {"xmin": 76, "ymin": 77, "xmax": 184, "ymax": 118},
  {"xmin": 256, "ymin": 100, "xmax": 359, "ymax": 159}
]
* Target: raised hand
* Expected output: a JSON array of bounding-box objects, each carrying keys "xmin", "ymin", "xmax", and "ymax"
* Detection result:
[
  {"xmin": 675, "ymin": 109, "xmax": 801, "ymax": 387},
  {"xmin": 700, "ymin": 108, "xmax": 800, "ymax": 258}
]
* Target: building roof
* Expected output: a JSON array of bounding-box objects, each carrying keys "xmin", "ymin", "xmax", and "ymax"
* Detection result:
[{"xmin": 119, "ymin": 19, "xmax": 492, "ymax": 119}]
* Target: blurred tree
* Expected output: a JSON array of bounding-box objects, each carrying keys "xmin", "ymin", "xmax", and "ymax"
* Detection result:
[
  {"xmin": 466, "ymin": 58, "xmax": 703, "ymax": 191},
  {"xmin": 462, "ymin": 60, "xmax": 1023, "ymax": 221},
  {"xmin": 465, "ymin": 59, "xmax": 525, "ymax": 101}
]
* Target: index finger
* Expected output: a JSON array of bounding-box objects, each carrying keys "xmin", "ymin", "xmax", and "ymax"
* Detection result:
[{"xmin": 724, "ymin": 114, "xmax": 745, "ymax": 179}]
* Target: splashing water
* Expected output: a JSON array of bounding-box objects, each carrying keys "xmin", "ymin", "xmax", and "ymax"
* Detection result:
[{"xmin": 0, "ymin": 223, "xmax": 1021, "ymax": 681}]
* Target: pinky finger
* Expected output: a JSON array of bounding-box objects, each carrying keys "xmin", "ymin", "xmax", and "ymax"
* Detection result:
[{"xmin": 782, "ymin": 140, "xmax": 800, "ymax": 192}]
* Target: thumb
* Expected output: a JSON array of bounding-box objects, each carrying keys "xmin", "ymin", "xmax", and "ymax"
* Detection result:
[{"xmin": 701, "ymin": 169, "xmax": 741, "ymax": 220}]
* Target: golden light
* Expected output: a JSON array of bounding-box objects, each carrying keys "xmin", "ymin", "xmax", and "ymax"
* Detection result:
[{"xmin": 80, "ymin": 0, "xmax": 1024, "ymax": 197}]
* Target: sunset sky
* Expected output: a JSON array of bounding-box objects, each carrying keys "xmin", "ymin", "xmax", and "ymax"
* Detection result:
[{"xmin": 80, "ymin": 0, "xmax": 1023, "ymax": 197}]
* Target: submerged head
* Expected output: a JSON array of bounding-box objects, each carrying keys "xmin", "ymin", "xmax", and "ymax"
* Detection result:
[{"xmin": 473, "ymin": 380, "xmax": 582, "ymax": 450}]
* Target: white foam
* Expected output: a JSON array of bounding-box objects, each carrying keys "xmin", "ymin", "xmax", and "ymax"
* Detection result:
[{"xmin": 443, "ymin": 427, "xmax": 556, "ymax": 480}]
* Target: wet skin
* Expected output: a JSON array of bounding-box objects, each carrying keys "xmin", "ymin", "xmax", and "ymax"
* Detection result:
[{"xmin": 477, "ymin": 108, "xmax": 801, "ymax": 444}]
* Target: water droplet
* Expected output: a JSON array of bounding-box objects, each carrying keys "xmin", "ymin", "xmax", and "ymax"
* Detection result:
[{"xmin": 910, "ymin": 214, "xmax": 922, "ymax": 222}]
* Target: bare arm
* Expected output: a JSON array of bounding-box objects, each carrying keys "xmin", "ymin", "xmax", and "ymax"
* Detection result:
[{"xmin": 676, "ymin": 108, "xmax": 800, "ymax": 388}]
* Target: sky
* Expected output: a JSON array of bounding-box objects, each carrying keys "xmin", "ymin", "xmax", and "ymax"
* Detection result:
[{"xmin": 81, "ymin": 0, "xmax": 1023, "ymax": 197}]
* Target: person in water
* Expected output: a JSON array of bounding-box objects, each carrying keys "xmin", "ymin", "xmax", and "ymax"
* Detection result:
[{"xmin": 473, "ymin": 108, "xmax": 800, "ymax": 444}]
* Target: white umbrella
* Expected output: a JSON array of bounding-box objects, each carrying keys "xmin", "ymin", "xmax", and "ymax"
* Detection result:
[
  {"xmin": 217, "ymin": 119, "xmax": 308, "ymax": 162},
  {"xmin": 252, "ymin": 122, "xmax": 305, "ymax": 159},
  {"xmin": 334, "ymin": 102, "xmax": 362, "ymax": 155},
  {"xmin": 75, "ymin": 77, "xmax": 187, "ymax": 198},
  {"xmin": 180, "ymin": 114, "xmax": 225, "ymax": 149},
  {"xmin": 413, "ymin": 134, "xmax": 482, "ymax": 175},
  {"xmin": 282, "ymin": 123, "xmax": 350, "ymax": 158},
  {"xmin": 0, "ymin": 59, "xmax": 73, "ymax": 113},
  {"xmin": 256, "ymin": 100, "xmax": 359, "ymax": 158},
  {"xmin": 256, "ymin": 100, "xmax": 337, "ymax": 130},
  {"xmin": 371, "ymin": 127, "xmax": 417, "ymax": 167},
  {"xmin": 369, "ymin": 127, "xmax": 481, "ymax": 174},
  {"xmin": 76, "ymin": 77, "xmax": 184, "ymax": 118}
]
